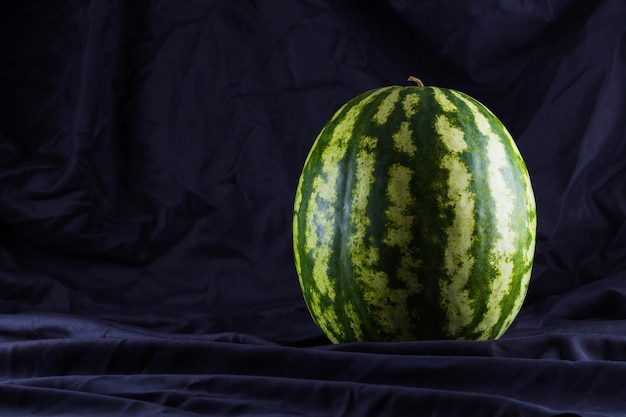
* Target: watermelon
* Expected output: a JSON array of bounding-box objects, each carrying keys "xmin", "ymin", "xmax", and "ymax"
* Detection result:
[{"xmin": 293, "ymin": 77, "xmax": 536, "ymax": 343}]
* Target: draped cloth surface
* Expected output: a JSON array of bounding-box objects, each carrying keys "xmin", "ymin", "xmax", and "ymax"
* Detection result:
[{"xmin": 1, "ymin": 1, "xmax": 625, "ymax": 415}]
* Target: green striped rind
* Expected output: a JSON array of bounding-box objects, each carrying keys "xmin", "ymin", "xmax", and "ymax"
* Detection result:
[{"xmin": 293, "ymin": 84, "xmax": 536, "ymax": 343}]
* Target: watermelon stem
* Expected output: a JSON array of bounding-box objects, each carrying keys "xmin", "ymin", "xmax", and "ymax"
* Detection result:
[{"xmin": 407, "ymin": 76, "xmax": 425, "ymax": 87}]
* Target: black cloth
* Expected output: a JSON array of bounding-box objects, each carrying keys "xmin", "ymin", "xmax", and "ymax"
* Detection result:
[{"xmin": 1, "ymin": 0, "xmax": 625, "ymax": 415}]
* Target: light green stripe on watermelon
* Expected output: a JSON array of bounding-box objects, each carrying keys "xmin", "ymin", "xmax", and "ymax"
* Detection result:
[
  {"xmin": 384, "ymin": 164, "xmax": 416, "ymax": 248},
  {"xmin": 439, "ymin": 153, "xmax": 476, "ymax": 335},
  {"xmin": 349, "ymin": 135, "xmax": 383, "ymax": 308},
  {"xmin": 392, "ymin": 122, "xmax": 417, "ymax": 156},
  {"xmin": 343, "ymin": 300, "xmax": 363, "ymax": 341},
  {"xmin": 402, "ymin": 93, "xmax": 420, "ymax": 117},
  {"xmin": 373, "ymin": 88, "xmax": 401, "ymax": 125},
  {"xmin": 435, "ymin": 114, "xmax": 468, "ymax": 153},
  {"xmin": 433, "ymin": 88, "xmax": 456, "ymax": 112},
  {"xmin": 479, "ymin": 119, "xmax": 518, "ymax": 335},
  {"xmin": 431, "ymin": 95, "xmax": 478, "ymax": 336}
]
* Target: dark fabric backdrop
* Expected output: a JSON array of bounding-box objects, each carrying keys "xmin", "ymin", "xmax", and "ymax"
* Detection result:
[{"xmin": 1, "ymin": 0, "xmax": 625, "ymax": 415}]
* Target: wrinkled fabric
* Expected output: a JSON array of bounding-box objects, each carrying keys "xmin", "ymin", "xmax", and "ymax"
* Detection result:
[{"xmin": 1, "ymin": 0, "xmax": 626, "ymax": 415}]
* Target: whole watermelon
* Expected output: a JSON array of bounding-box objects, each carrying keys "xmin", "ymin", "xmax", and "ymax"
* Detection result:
[{"xmin": 293, "ymin": 77, "xmax": 536, "ymax": 343}]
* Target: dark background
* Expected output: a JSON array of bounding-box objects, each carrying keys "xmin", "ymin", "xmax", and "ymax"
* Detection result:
[{"xmin": 1, "ymin": 1, "xmax": 625, "ymax": 415}]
